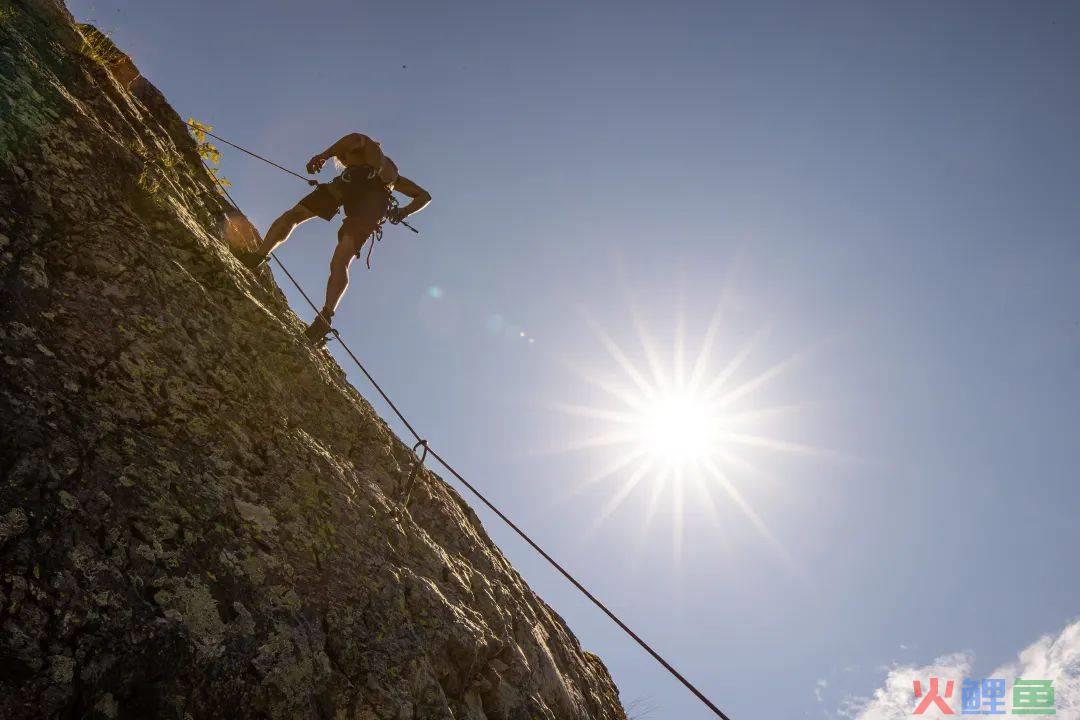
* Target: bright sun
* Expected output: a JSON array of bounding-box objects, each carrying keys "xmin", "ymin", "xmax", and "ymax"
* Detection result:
[
  {"xmin": 552, "ymin": 293, "xmax": 827, "ymax": 556},
  {"xmin": 638, "ymin": 391, "xmax": 718, "ymax": 467}
]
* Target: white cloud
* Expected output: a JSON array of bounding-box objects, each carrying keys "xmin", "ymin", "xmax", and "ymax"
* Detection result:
[
  {"xmin": 843, "ymin": 621, "xmax": 1080, "ymax": 720},
  {"xmin": 989, "ymin": 622, "xmax": 1080, "ymax": 720},
  {"xmin": 846, "ymin": 652, "xmax": 973, "ymax": 720}
]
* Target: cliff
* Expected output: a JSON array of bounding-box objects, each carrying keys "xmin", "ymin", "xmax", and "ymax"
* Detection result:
[{"xmin": 0, "ymin": 1, "xmax": 627, "ymax": 718}]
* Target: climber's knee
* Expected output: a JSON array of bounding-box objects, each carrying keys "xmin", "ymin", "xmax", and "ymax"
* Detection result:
[
  {"xmin": 268, "ymin": 204, "xmax": 313, "ymax": 235},
  {"xmin": 282, "ymin": 203, "xmax": 316, "ymax": 227},
  {"xmin": 330, "ymin": 236, "xmax": 356, "ymax": 274}
]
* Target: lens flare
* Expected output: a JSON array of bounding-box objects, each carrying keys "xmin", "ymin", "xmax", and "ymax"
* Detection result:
[{"xmin": 550, "ymin": 292, "xmax": 831, "ymax": 562}]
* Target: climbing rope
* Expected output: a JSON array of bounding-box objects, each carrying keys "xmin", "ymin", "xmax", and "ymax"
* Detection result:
[
  {"xmin": 186, "ymin": 121, "xmax": 318, "ymax": 186},
  {"xmin": 189, "ymin": 125, "xmax": 734, "ymax": 720}
]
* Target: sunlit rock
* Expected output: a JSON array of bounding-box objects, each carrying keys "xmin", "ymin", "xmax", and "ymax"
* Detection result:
[{"xmin": 0, "ymin": 2, "xmax": 627, "ymax": 718}]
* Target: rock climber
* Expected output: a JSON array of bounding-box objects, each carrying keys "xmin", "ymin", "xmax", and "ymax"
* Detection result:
[{"xmin": 237, "ymin": 132, "xmax": 431, "ymax": 345}]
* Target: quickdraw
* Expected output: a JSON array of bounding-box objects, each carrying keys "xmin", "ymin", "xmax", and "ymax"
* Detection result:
[{"xmin": 396, "ymin": 439, "xmax": 429, "ymax": 512}]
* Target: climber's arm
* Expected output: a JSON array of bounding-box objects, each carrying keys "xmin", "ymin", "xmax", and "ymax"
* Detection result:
[
  {"xmin": 306, "ymin": 133, "xmax": 376, "ymax": 174},
  {"xmin": 390, "ymin": 175, "xmax": 432, "ymax": 221}
]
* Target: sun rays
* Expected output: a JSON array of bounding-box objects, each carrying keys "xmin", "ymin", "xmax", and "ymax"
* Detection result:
[{"xmin": 551, "ymin": 295, "xmax": 829, "ymax": 564}]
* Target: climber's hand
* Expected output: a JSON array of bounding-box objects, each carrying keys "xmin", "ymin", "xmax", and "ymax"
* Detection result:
[
  {"xmin": 387, "ymin": 208, "xmax": 407, "ymax": 224},
  {"xmin": 306, "ymin": 154, "xmax": 327, "ymax": 174}
]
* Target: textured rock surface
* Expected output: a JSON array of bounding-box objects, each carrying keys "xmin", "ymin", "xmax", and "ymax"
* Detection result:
[{"xmin": 0, "ymin": 2, "xmax": 627, "ymax": 718}]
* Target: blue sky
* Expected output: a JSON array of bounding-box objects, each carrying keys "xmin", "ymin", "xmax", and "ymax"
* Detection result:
[{"xmin": 69, "ymin": 0, "xmax": 1080, "ymax": 717}]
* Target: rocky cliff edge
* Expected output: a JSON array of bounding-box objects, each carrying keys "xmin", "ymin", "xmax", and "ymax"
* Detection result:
[{"xmin": 0, "ymin": 1, "xmax": 627, "ymax": 718}]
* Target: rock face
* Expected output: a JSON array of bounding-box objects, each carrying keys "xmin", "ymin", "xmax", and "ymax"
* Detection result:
[{"xmin": 0, "ymin": 2, "xmax": 627, "ymax": 718}]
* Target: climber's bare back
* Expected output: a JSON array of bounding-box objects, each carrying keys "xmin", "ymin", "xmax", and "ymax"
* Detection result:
[{"xmin": 334, "ymin": 134, "xmax": 399, "ymax": 187}]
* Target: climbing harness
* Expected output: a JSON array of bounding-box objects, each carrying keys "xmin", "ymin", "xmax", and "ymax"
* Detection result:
[
  {"xmin": 355, "ymin": 196, "xmax": 421, "ymax": 269},
  {"xmin": 340, "ymin": 164, "xmax": 378, "ymax": 183},
  {"xmin": 184, "ymin": 121, "xmax": 734, "ymax": 720}
]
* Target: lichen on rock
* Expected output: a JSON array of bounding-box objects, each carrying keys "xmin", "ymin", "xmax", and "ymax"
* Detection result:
[{"xmin": 0, "ymin": 1, "xmax": 627, "ymax": 718}]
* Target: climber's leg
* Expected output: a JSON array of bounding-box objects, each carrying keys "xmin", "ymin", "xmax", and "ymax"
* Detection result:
[
  {"xmin": 237, "ymin": 204, "xmax": 317, "ymax": 270},
  {"xmin": 260, "ymin": 204, "xmax": 317, "ymax": 256},
  {"xmin": 236, "ymin": 204, "xmax": 315, "ymax": 269},
  {"xmin": 325, "ymin": 221, "xmax": 367, "ymax": 313},
  {"xmin": 304, "ymin": 220, "xmax": 369, "ymax": 345}
]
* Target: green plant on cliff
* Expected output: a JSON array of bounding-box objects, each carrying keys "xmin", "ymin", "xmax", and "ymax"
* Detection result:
[{"xmin": 187, "ymin": 117, "xmax": 232, "ymax": 192}]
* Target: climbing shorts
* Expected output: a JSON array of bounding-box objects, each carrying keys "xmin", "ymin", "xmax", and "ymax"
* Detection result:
[{"xmin": 299, "ymin": 165, "xmax": 392, "ymax": 228}]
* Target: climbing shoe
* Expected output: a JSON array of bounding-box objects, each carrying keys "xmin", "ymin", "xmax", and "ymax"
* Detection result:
[{"xmin": 304, "ymin": 309, "xmax": 334, "ymax": 347}]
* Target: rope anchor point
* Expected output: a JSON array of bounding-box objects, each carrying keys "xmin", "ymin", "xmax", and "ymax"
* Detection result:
[{"xmin": 398, "ymin": 439, "xmax": 430, "ymax": 510}]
